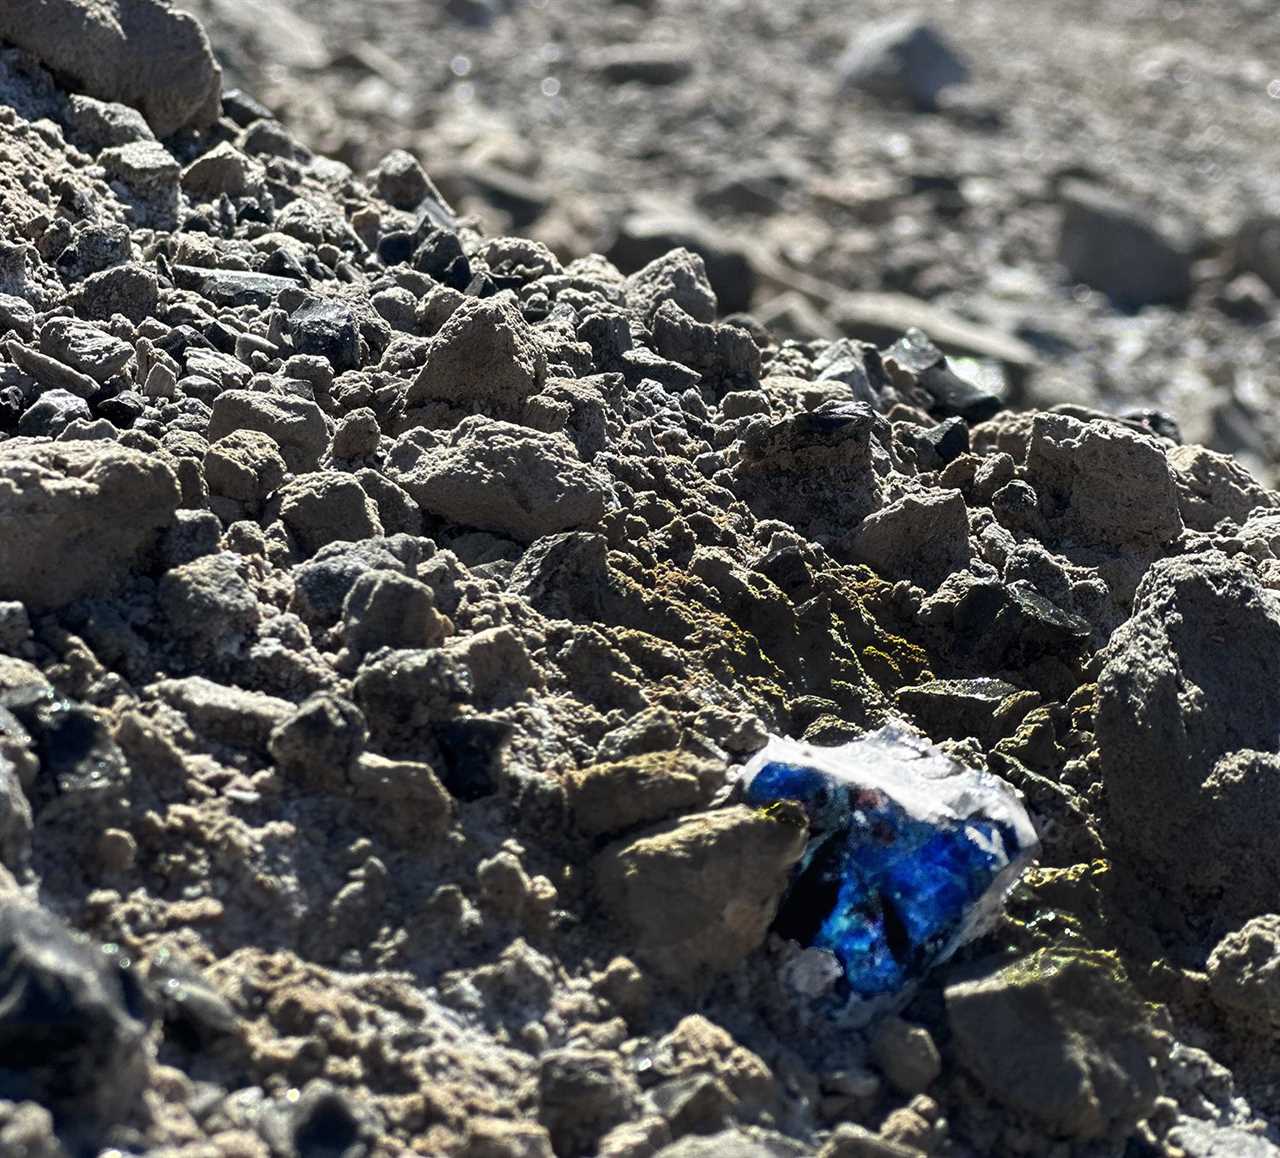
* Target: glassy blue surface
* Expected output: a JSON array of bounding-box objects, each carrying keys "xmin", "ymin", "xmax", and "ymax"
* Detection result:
[{"xmin": 745, "ymin": 760, "xmax": 1022, "ymax": 998}]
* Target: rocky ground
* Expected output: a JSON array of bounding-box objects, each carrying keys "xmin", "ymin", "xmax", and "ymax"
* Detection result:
[
  {"xmin": 1, "ymin": 2, "xmax": 1280, "ymax": 1157},
  {"xmin": 185, "ymin": 0, "xmax": 1280, "ymax": 479}
]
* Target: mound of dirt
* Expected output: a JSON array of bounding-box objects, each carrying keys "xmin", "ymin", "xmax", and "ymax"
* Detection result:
[{"xmin": 1, "ymin": 4, "xmax": 1279, "ymax": 1157}]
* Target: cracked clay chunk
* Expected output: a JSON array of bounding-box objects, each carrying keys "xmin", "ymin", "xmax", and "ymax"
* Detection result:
[
  {"xmin": 592, "ymin": 804, "xmax": 807, "ymax": 985},
  {"xmin": 387, "ymin": 417, "xmax": 616, "ymax": 542},
  {"xmin": 0, "ymin": 0, "xmax": 222, "ymax": 138},
  {"xmin": 1096, "ymin": 551, "xmax": 1280, "ymax": 919},
  {"xmin": 0, "ymin": 440, "xmax": 179, "ymax": 611}
]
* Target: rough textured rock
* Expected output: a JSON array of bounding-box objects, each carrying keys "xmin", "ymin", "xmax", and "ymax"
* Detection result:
[
  {"xmin": 0, "ymin": 0, "xmax": 222, "ymax": 137},
  {"xmin": 868, "ymin": 1017, "xmax": 941, "ymax": 1097},
  {"xmin": 1168, "ymin": 444, "xmax": 1276, "ymax": 530},
  {"xmin": 847, "ymin": 488, "xmax": 969, "ymax": 588},
  {"xmin": 406, "ymin": 295, "xmax": 546, "ymax": 409},
  {"xmin": 387, "ymin": 418, "xmax": 615, "ymax": 542},
  {"xmin": 1024, "ymin": 413, "xmax": 1182, "ymax": 551},
  {"xmin": 567, "ymin": 751, "xmax": 724, "ymax": 839},
  {"xmin": 945, "ymin": 950, "xmax": 1162, "ymax": 1141},
  {"xmin": 0, "ymin": 440, "xmax": 179, "ymax": 610},
  {"xmin": 206, "ymin": 389, "xmax": 329, "ymax": 474},
  {"xmin": 592, "ymin": 804, "xmax": 807, "ymax": 985},
  {"xmin": 1206, "ymin": 914, "xmax": 1280, "ymax": 1031},
  {"xmin": 732, "ymin": 402, "xmax": 891, "ymax": 539},
  {"xmin": 624, "ymin": 248, "xmax": 718, "ymax": 324},
  {"xmin": 537, "ymin": 1048, "xmax": 640, "ymax": 1158},
  {"xmin": 277, "ymin": 471, "xmax": 384, "ymax": 557},
  {"xmin": 204, "ymin": 429, "xmax": 288, "ymax": 517},
  {"xmin": 1096, "ymin": 552, "xmax": 1280, "ymax": 919}
]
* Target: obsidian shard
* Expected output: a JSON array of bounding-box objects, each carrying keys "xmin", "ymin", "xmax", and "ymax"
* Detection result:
[{"xmin": 741, "ymin": 728, "xmax": 1038, "ymax": 999}]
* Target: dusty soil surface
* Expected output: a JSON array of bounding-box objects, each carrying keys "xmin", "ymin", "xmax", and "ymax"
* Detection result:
[{"xmin": 0, "ymin": 2, "xmax": 1279, "ymax": 1157}]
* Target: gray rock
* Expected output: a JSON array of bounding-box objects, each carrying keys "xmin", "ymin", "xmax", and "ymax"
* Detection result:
[
  {"xmin": 158, "ymin": 507, "xmax": 221, "ymax": 568},
  {"xmin": 567, "ymin": 751, "xmax": 722, "ymax": 839},
  {"xmin": 622, "ymin": 246, "xmax": 719, "ymax": 324},
  {"xmin": 651, "ymin": 300, "xmax": 762, "ymax": 380},
  {"xmin": 817, "ymin": 1124, "xmax": 924, "ymax": 1158},
  {"xmin": 655, "ymin": 1130, "xmax": 804, "ymax": 1158},
  {"xmin": 289, "ymin": 536, "xmax": 424, "ymax": 626},
  {"xmin": 99, "ymin": 139, "xmax": 179, "ymax": 194},
  {"xmin": 63, "ymin": 93, "xmax": 155, "ymax": 149},
  {"xmin": 868, "ymin": 1017, "xmax": 941, "ymax": 1097},
  {"xmin": 204, "ymin": 429, "xmax": 288, "ymax": 516},
  {"xmin": 0, "ymin": 294, "xmax": 36, "ymax": 339},
  {"xmin": 847, "ymin": 487, "xmax": 970, "ymax": 588},
  {"xmin": 1024, "ymin": 413, "xmax": 1182, "ymax": 551},
  {"xmin": 837, "ymin": 16, "xmax": 970, "ymax": 110},
  {"xmin": 158, "ymin": 552, "xmax": 259, "ymax": 647},
  {"xmin": 341, "ymin": 570, "xmax": 449, "ymax": 661},
  {"xmin": 172, "ymin": 265, "xmax": 303, "ymax": 309},
  {"xmin": 1167, "ymin": 1118, "xmax": 1280, "ymax": 1158},
  {"xmin": 39, "ymin": 317, "xmax": 132, "ymax": 383},
  {"xmin": 207, "ymin": 389, "xmax": 329, "ymax": 473},
  {"xmin": 369, "ymin": 148, "xmax": 443, "ymax": 211},
  {"xmin": 614, "ymin": 222, "xmax": 752, "ymax": 316},
  {"xmin": 1056, "ymin": 180, "xmax": 1193, "ymax": 308},
  {"xmin": 406, "ymin": 295, "xmax": 546, "ymax": 410},
  {"xmin": 388, "ymin": 418, "xmax": 615, "ymax": 543},
  {"xmin": 328, "ymin": 408, "xmax": 379, "ymax": 464},
  {"xmin": 1207, "ymin": 914, "xmax": 1280, "ymax": 1031},
  {"xmin": 269, "ymin": 692, "xmax": 368, "ymax": 793},
  {"xmin": 54, "ymin": 223, "xmax": 132, "ymax": 282},
  {"xmin": 945, "ymin": 949, "xmax": 1162, "ymax": 1141},
  {"xmin": 352, "ymin": 647, "xmax": 474, "ymax": 748},
  {"xmin": 288, "ymin": 297, "xmax": 363, "ymax": 372},
  {"xmin": 181, "ymin": 142, "xmax": 258, "ymax": 200},
  {"xmin": 732, "ymin": 401, "xmax": 892, "ymax": 540},
  {"xmin": 153, "ymin": 676, "xmax": 292, "ymax": 752},
  {"xmin": 896, "ymin": 677, "xmax": 1038, "ymax": 747},
  {"xmin": 0, "ymin": 900, "xmax": 149, "ymax": 1122},
  {"xmin": 1167, "ymin": 443, "xmax": 1276, "ymax": 530},
  {"xmin": 0, "ymin": 0, "xmax": 222, "ymax": 137},
  {"xmin": 354, "ymin": 469, "xmax": 423, "ymax": 536},
  {"xmin": 6, "ymin": 340, "xmax": 99, "ymax": 399},
  {"xmin": 538, "ymin": 1048, "xmax": 640, "ymax": 1158},
  {"xmin": 593, "ymin": 804, "xmax": 806, "ymax": 985},
  {"xmin": 276, "ymin": 471, "xmax": 384, "ymax": 558},
  {"xmin": 17, "ymin": 388, "xmax": 92, "ymax": 436},
  {"xmin": 67, "ymin": 263, "xmax": 158, "ymax": 324},
  {"xmin": 0, "ymin": 439, "xmax": 179, "ymax": 610},
  {"xmin": 1097, "ymin": 552, "xmax": 1280, "ymax": 919},
  {"xmin": 0, "ymin": 755, "xmax": 32, "ymax": 878},
  {"xmin": 587, "ymin": 44, "xmax": 695, "ymax": 86}
]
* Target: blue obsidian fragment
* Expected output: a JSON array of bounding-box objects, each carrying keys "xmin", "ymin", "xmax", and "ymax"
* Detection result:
[{"xmin": 741, "ymin": 728, "xmax": 1038, "ymax": 1000}]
